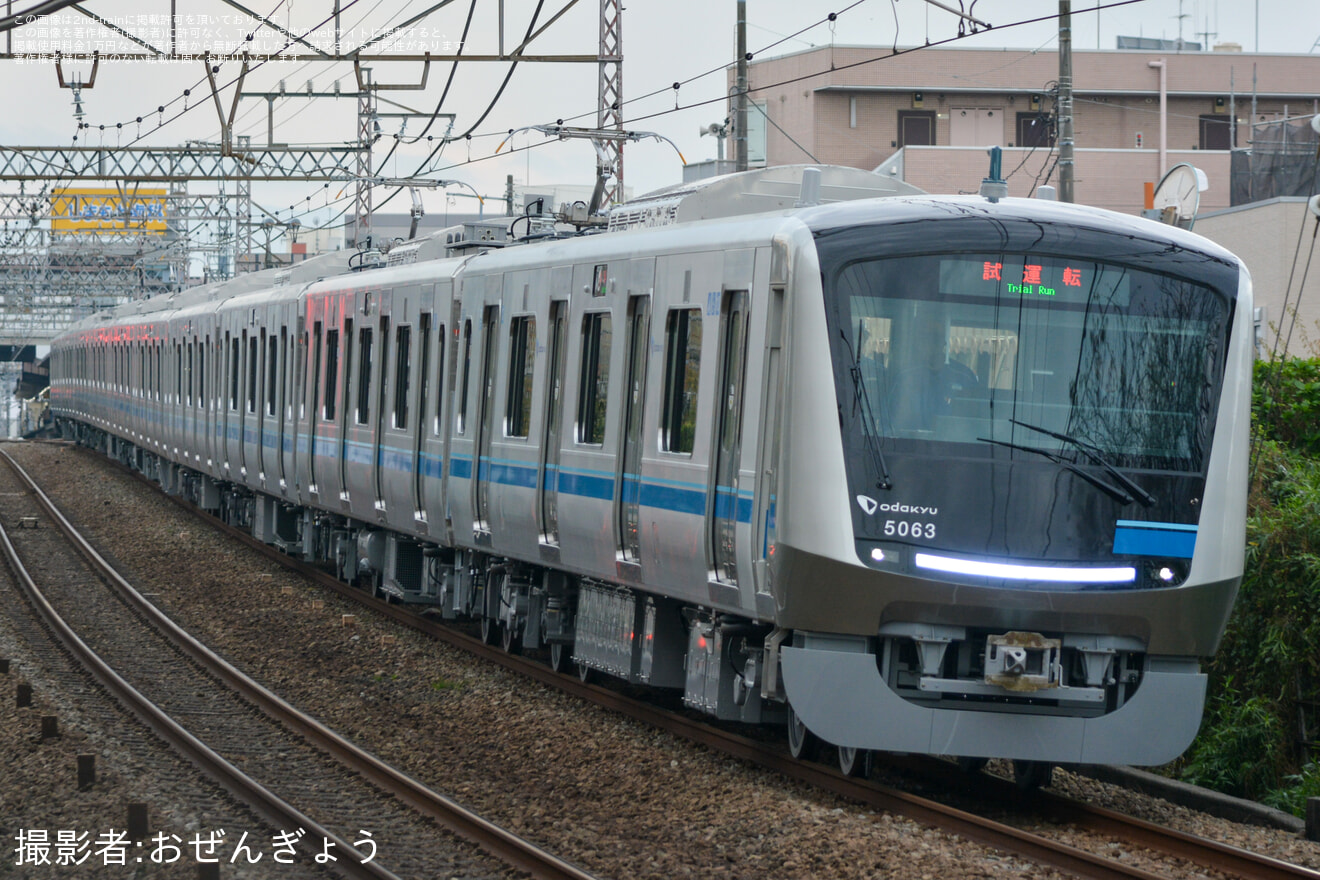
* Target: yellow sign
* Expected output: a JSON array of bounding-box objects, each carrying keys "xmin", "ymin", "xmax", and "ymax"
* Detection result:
[{"xmin": 50, "ymin": 187, "xmax": 168, "ymax": 234}]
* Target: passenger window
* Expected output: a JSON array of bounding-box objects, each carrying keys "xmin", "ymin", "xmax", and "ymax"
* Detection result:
[
  {"xmin": 415, "ymin": 316, "xmax": 430, "ymax": 433},
  {"xmin": 506, "ymin": 316, "xmax": 536, "ymax": 438},
  {"xmin": 457, "ymin": 319, "xmax": 472, "ymax": 434},
  {"xmin": 323, "ymin": 328, "xmax": 338, "ymax": 420},
  {"xmin": 394, "ymin": 324, "xmax": 411, "ymax": 430},
  {"xmin": 247, "ymin": 334, "xmax": 258, "ymax": 413},
  {"xmin": 267, "ymin": 334, "xmax": 278, "ymax": 415},
  {"xmin": 433, "ymin": 323, "xmax": 446, "ymax": 436},
  {"xmin": 229, "ymin": 336, "xmax": 239, "ymax": 411},
  {"xmin": 576, "ymin": 312, "xmax": 612, "ymax": 444},
  {"xmin": 660, "ymin": 308, "xmax": 702, "ymax": 454},
  {"xmin": 356, "ymin": 326, "xmax": 373, "ymax": 424}
]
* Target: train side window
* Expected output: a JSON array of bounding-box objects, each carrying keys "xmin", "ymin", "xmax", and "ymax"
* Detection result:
[
  {"xmin": 248, "ymin": 333, "xmax": 259, "ymax": 414},
  {"xmin": 660, "ymin": 308, "xmax": 702, "ymax": 454},
  {"xmin": 323, "ymin": 328, "xmax": 338, "ymax": 420},
  {"xmin": 457, "ymin": 319, "xmax": 473, "ymax": 434},
  {"xmin": 393, "ymin": 324, "xmax": 411, "ymax": 430},
  {"xmin": 229, "ymin": 335, "xmax": 239, "ymax": 411},
  {"xmin": 415, "ymin": 314, "xmax": 431, "ymax": 434},
  {"xmin": 505, "ymin": 316, "xmax": 536, "ymax": 438},
  {"xmin": 356, "ymin": 325, "xmax": 373, "ymax": 424},
  {"xmin": 576, "ymin": 312, "xmax": 612, "ymax": 445},
  {"xmin": 432, "ymin": 323, "xmax": 446, "ymax": 435},
  {"xmin": 267, "ymin": 333, "xmax": 278, "ymax": 416}
]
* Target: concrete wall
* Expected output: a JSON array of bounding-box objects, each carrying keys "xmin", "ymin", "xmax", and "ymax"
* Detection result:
[{"xmin": 1195, "ymin": 198, "xmax": 1320, "ymax": 358}]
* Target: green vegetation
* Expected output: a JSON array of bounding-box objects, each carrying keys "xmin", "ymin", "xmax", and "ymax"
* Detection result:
[{"xmin": 1178, "ymin": 358, "xmax": 1320, "ymax": 813}]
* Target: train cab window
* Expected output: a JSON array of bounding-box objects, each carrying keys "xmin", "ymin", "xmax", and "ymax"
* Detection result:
[
  {"xmin": 576, "ymin": 312, "xmax": 612, "ymax": 445},
  {"xmin": 393, "ymin": 324, "xmax": 412, "ymax": 430},
  {"xmin": 323, "ymin": 328, "xmax": 338, "ymax": 420},
  {"xmin": 660, "ymin": 308, "xmax": 702, "ymax": 454},
  {"xmin": 505, "ymin": 316, "xmax": 536, "ymax": 438},
  {"xmin": 457, "ymin": 319, "xmax": 473, "ymax": 434},
  {"xmin": 267, "ymin": 334, "xmax": 278, "ymax": 416},
  {"xmin": 356, "ymin": 326, "xmax": 373, "ymax": 424}
]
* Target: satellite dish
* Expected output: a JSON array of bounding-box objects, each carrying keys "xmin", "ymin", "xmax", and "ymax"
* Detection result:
[{"xmin": 1149, "ymin": 163, "xmax": 1206, "ymax": 230}]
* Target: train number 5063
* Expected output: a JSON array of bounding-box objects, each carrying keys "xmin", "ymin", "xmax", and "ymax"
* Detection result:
[{"xmin": 884, "ymin": 520, "xmax": 936, "ymax": 539}]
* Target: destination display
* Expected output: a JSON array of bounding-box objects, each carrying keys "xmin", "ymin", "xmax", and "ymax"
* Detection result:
[{"xmin": 938, "ymin": 255, "xmax": 1131, "ymax": 306}]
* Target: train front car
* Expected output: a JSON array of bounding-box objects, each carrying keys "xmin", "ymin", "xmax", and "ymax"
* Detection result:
[{"xmin": 773, "ymin": 196, "xmax": 1251, "ymax": 768}]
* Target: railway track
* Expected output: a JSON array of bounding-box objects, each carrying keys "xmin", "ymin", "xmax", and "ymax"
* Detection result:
[
  {"xmin": 0, "ymin": 446, "xmax": 599, "ymax": 880},
  {"xmin": 37, "ymin": 444, "xmax": 1316, "ymax": 880}
]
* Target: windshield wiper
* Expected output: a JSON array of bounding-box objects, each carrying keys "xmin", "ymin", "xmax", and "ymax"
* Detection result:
[
  {"xmin": 977, "ymin": 437, "xmax": 1136, "ymax": 505},
  {"xmin": 1009, "ymin": 418, "xmax": 1156, "ymax": 507},
  {"xmin": 840, "ymin": 328, "xmax": 892, "ymax": 491}
]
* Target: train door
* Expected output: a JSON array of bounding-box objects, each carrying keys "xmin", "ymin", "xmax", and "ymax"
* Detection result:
[
  {"xmin": 276, "ymin": 322, "xmax": 289, "ymax": 490},
  {"xmin": 411, "ymin": 311, "xmax": 432, "ymax": 517},
  {"xmin": 372, "ymin": 314, "xmax": 391, "ymax": 511},
  {"xmin": 338, "ymin": 315, "xmax": 354, "ymax": 501},
  {"xmin": 709, "ymin": 290, "xmax": 750, "ymax": 586},
  {"xmin": 617, "ymin": 294, "xmax": 651, "ymax": 562},
  {"xmin": 307, "ymin": 321, "xmax": 323, "ymax": 494},
  {"xmin": 474, "ymin": 304, "xmax": 500, "ymax": 531},
  {"xmin": 753, "ymin": 286, "xmax": 785, "ymax": 600},
  {"xmin": 539, "ymin": 299, "xmax": 568, "ymax": 544},
  {"xmin": 257, "ymin": 327, "xmax": 268, "ymax": 481}
]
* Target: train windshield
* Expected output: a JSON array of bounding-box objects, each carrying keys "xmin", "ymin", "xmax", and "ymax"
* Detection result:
[{"xmin": 831, "ymin": 252, "xmax": 1230, "ymax": 473}]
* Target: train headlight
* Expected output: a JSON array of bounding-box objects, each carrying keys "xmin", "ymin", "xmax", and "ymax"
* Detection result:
[
  {"xmin": 1146, "ymin": 560, "xmax": 1189, "ymax": 587},
  {"xmin": 870, "ymin": 548, "xmax": 886, "ymax": 562}
]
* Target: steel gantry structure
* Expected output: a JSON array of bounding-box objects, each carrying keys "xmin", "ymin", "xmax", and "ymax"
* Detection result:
[{"xmin": 0, "ymin": 0, "xmax": 621, "ymax": 348}]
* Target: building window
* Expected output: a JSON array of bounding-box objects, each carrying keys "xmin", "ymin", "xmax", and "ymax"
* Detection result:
[
  {"xmin": 1016, "ymin": 112, "xmax": 1054, "ymax": 148},
  {"xmin": 897, "ymin": 109, "xmax": 936, "ymax": 147},
  {"xmin": 1199, "ymin": 114, "xmax": 1232, "ymax": 150}
]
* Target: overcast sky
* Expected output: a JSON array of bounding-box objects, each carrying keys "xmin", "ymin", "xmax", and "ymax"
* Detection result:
[{"xmin": 1, "ymin": 0, "xmax": 1315, "ymax": 237}]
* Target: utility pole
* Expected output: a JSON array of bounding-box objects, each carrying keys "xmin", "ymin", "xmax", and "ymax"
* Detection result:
[
  {"xmin": 735, "ymin": 0, "xmax": 748, "ymax": 172},
  {"xmin": 1058, "ymin": 0, "xmax": 1075, "ymax": 202}
]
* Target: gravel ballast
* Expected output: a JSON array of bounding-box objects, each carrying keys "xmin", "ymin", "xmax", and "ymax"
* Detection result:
[{"xmin": 5, "ymin": 439, "xmax": 1318, "ymax": 879}]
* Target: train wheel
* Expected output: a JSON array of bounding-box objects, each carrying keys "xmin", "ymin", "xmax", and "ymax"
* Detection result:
[
  {"xmin": 501, "ymin": 621, "xmax": 522, "ymax": 655},
  {"xmin": 838, "ymin": 746, "xmax": 871, "ymax": 778},
  {"xmin": 786, "ymin": 704, "xmax": 822, "ymax": 762},
  {"xmin": 479, "ymin": 616, "xmax": 500, "ymax": 646},
  {"xmin": 549, "ymin": 642, "xmax": 571, "ymax": 674},
  {"xmin": 1012, "ymin": 760, "xmax": 1053, "ymax": 792},
  {"xmin": 577, "ymin": 660, "xmax": 593, "ymax": 684}
]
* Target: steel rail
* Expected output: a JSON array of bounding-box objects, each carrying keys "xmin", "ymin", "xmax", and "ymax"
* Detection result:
[
  {"xmin": 70, "ymin": 442, "xmax": 1320, "ymax": 880},
  {"xmin": 0, "ymin": 462, "xmax": 395, "ymax": 880},
  {"xmin": 0, "ymin": 447, "xmax": 600, "ymax": 880}
]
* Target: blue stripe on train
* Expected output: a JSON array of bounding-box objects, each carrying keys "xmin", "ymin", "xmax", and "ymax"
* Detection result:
[{"xmin": 1112, "ymin": 520, "xmax": 1198, "ymax": 559}]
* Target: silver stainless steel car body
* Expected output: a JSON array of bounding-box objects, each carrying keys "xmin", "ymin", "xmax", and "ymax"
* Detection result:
[{"xmin": 48, "ymin": 189, "xmax": 1252, "ymax": 768}]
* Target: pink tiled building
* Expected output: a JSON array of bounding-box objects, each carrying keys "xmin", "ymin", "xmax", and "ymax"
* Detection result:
[{"xmin": 734, "ymin": 44, "xmax": 1319, "ymax": 215}]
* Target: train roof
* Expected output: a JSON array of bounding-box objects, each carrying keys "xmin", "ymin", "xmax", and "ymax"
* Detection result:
[{"xmin": 799, "ymin": 194, "xmax": 1244, "ymax": 266}]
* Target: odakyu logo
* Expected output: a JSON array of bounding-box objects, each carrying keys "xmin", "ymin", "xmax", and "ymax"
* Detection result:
[{"xmin": 856, "ymin": 496, "xmax": 939, "ymax": 517}]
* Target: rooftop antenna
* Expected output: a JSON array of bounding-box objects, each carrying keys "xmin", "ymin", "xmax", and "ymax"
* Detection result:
[{"xmin": 1146, "ymin": 162, "xmax": 1207, "ymax": 229}]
